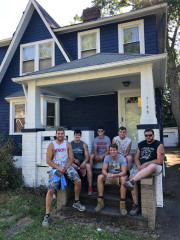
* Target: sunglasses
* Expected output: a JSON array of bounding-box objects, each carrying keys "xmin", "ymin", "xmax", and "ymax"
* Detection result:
[
  {"xmin": 145, "ymin": 134, "xmax": 153, "ymax": 137},
  {"xmin": 98, "ymin": 130, "xmax": 104, "ymax": 132}
]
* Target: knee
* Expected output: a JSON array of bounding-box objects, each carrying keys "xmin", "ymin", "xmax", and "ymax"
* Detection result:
[
  {"xmin": 126, "ymin": 155, "xmax": 132, "ymax": 162},
  {"xmin": 86, "ymin": 163, "xmax": 91, "ymax": 171},
  {"xmin": 74, "ymin": 179, "xmax": 81, "ymax": 186},
  {"xmin": 97, "ymin": 174, "xmax": 104, "ymax": 183},
  {"xmin": 47, "ymin": 189, "xmax": 54, "ymax": 196},
  {"xmin": 149, "ymin": 163, "xmax": 157, "ymax": 172},
  {"xmin": 120, "ymin": 176, "xmax": 126, "ymax": 184}
]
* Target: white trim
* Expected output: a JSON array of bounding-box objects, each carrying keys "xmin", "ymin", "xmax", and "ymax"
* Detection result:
[
  {"xmin": 118, "ymin": 19, "xmax": 145, "ymax": 54},
  {"xmin": 41, "ymin": 95, "xmax": 60, "ymax": 127},
  {"xmin": 54, "ymin": 3, "xmax": 167, "ymax": 34},
  {"xmin": 12, "ymin": 53, "xmax": 167, "ymax": 83},
  {"xmin": 0, "ymin": 37, "xmax": 12, "ymax": 47},
  {"xmin": 118, "ymin": 89, "xmax": 140, "ymax": 127},
  {"xmin": 20, "ymin": 38, "xmax": 55, "ymax": 76},
  {"xmin": 32, "ymin": 0, "xmax": 70, "ymax": 63},
  {"xmin": 8, "ymin": 98, "xmax": 26, "ymax": 135},
  {"xmin": 0, "ymin": 0, "xmax": 70, "ymax": 83},
  {"xmin": 78, "ymin": 29, "xmax": 100, "ymax": 59}
]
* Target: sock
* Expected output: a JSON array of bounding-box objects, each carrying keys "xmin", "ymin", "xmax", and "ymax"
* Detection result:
[
  {"xmin": 120, "ymin": 199, "xmax": 125, "ymax": 201},
  {"xmin": 98, "ymin": 196, "xmax": 103, "ymax": 199},
  {"xmin": 46, "ymin": 214, "xmax": 50, "ymax": 217},
  {"xmin": 74, "ymin": 200, "xmax": 79, "ymax": 203}
]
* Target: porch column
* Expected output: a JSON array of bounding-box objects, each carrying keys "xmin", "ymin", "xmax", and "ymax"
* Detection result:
[
  {"xmin": 25, "ymin": 81, "xmax": 42, "ymax": 129},
  {"xmin": 140, "ymin": 64, "xmax": 157, "ymax": 125}
]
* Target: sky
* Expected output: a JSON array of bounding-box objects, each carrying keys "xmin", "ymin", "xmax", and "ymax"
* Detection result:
[{"xmin": 0, "ymin": 0, "xmax": 93, "ymax": 40}]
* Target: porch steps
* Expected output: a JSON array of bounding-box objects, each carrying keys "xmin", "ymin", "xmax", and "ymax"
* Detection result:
[{"xmin": 60, "ymin": 164, "xmax": 147, "ymax": 228}]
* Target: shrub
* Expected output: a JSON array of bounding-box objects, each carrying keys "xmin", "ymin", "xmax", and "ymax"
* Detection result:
[{"xmin": 0, "ymin": 135, "xmax": 23, "ymax": 190}]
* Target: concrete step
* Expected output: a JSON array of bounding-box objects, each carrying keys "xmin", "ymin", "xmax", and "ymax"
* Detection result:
[{"xmin": 61, "ymin": 204, "xmax": 148, "ymax": 229}]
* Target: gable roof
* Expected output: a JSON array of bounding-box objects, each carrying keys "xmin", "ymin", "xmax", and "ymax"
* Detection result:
[{"xmin": 0, "ymin": 0, "xmax": 70, "ymax": 84}]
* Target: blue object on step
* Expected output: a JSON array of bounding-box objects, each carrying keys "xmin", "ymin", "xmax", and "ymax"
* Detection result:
[{"xmin": 52, "ymin": 169, "xmax": 67, "ymax": 190}]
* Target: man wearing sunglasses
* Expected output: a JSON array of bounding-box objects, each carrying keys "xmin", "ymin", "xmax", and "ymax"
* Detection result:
[
  {"xmin": 90, "ymin": 127, "xmax": 111, "ymax": 167},
  {"xmin": 123, "ymin": 128, "xmax": 165, "ymax": 216}
]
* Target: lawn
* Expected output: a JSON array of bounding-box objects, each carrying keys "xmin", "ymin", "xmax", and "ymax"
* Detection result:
[{"xmin": 0, "ymin": 188, "xmax": 155, "ymax": 240}]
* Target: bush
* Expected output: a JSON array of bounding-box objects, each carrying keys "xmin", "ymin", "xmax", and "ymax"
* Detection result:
[{"xmin": 0, "ymin": 135, "xmax": 23, "ymax": 190}]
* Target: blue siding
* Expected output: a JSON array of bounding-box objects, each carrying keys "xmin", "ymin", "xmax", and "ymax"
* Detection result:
[
  {"xmin": 60, "ymin": 32, "xmax": 78, "ymax": 60},
  {"xmin": 60, "ymin": 93, "xmax": 118, "ymax": 140},
  {"xmin": 144, "ymin": 15, "xmax": 158, "ymax": 54},
  {"xmin": 0, "ymin": 46, "xmax": 8, "ymax": 64}
]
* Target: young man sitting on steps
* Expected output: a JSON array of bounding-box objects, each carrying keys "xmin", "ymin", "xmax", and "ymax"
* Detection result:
[
  {"xmin": 123, "ymin": 128, "xmax": 165, "ymax": 216},
  {"xmin": 95, "ymin": 143, "xmax": 128, "ymax": 216}
]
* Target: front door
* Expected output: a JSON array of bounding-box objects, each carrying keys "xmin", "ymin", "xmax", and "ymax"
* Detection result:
[{"xmin": 118, "ymin": 91, "xmax": 141, "ymax": 151}]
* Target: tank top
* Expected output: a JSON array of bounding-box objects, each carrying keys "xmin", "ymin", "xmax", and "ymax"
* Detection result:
[
  {"xmin": 138, "ymin": 140, "xmax": 161, "ymax": 165},
  {"xmin": 49, "ymin": 140, "xmax": 68, "ymax": 170},
  {"xmin": 71, "ymin": 140, "xmax": 85, "ymax": 164},
  {"xmin": 114, "ymin": 136, "xmax": 131, "ymax": 155}
]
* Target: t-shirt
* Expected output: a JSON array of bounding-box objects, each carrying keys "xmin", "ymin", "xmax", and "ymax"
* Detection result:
[
  {"xmin": 94, "ymin": 135, "xmax": 111, "ymax": 156},
  {"xmin": 138, "ymin": 140, "xmax": 161, "ymax": 165},
  {"xmin": 113, "ymin": 136, "xmax": 131, "ymax": 155},
  {"xmin": 71, "ymin": 140, "xmax": 85, "ymax": 164},
  {"xmin": 103, "ymin": 154, "xmax": 127, "ymax": 174}
]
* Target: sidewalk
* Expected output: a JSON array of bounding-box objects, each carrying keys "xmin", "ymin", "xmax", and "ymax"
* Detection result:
[{"xmin": 156, "ymin": 147, "xmax": 180, "ymax": 240}]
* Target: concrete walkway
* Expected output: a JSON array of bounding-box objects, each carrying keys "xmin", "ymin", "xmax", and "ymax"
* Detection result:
[{"xmin": 156, "ymin": 147, "xmax": 180, "ymax": 240}]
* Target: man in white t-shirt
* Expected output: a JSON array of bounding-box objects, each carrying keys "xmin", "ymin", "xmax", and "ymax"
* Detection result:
[{"xmin": 112, "ymin": 127, "xmax": 132, "ymax": 171}]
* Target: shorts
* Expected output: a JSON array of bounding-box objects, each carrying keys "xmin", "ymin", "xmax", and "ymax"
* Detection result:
[
  {"xmin": 105, "ymin": 177, "xmax": 120, "ymax": 186},
  {"xmin": 48, "ymin": 166, "xmax": 80, "ymax": 190},
  {"xmin": 130, "ymin": 163, "xmax": 162, "ymax": 177}
]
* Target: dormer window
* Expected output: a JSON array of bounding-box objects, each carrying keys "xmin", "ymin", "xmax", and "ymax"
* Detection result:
[
  {"xmin": 78, "ymin": 29, "xmax": 100, "ymax": 59},
  {"xmin": 118, "ymin": 20, "xmax": 145, "ymax": 54},
  {"xmin": 20, "ymin": 39, "xmax": 54, "ymax": 75}
]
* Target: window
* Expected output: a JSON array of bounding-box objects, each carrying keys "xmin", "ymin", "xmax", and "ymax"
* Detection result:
[
  {"xmin": 20, "ymin": 39, "xmax": 54, "ymax": 75},
  {"xmin": 118, "ymin": 20, "xmax": 145, "ymax": 54},
  {"xmin": 46, "ymin": 102, "xmax": 55, "ymax": 126},
  {"xmin": 14, "ymin": 104, "xmax": 25, "ymax": 132},
  {"xmin": 78, "ymin": 29, "xmax": 100, "ymax": 59}
]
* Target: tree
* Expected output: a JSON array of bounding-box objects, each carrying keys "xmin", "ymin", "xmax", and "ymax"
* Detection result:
[{"xmin": 91, "ymin": 0, "xmax": 180, "ymax": 137}]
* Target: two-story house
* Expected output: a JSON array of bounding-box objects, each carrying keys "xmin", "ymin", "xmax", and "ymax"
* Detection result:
[{"xmin": 0, "ymin": 0, "xmax": 167, "ymax": 187}]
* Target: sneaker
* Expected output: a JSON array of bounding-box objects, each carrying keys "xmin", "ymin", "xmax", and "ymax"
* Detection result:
[
  {"xmin": 42, "ymin": 214, "xmax": 51, "ymax": 227},
  {"xmin": 130, "ymin": 204, "xmax": 140, "ymax": 216},
  {"xmin": 120, "ymin": 201, "xmax": 127, "ymax": 216},
  {"xmin": 73, "ymin": 201, "xmax": 86, "ymax": 211},
  {"xmin": 123, "ymin": 180, "xmax": 135, "ymax": 191},
  {"xmin": 95, "ymin": 198, "xmax": 104, "ymax": 212},
  {"xmin": 88, "ymin": 186, "xmax": 93, "ymax": 196},
  {"xmin": 78, "ymin": 168, "xmax": 86, "ymax": 177}
]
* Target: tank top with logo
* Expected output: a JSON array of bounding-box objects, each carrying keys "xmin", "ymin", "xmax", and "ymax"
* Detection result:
[
  {"xmin": 71, "ymin": 140, "xmax": 85, "ymax": 164},
  {"xmin": 49, "ymin": 140, "xmax": 68, "ymax": 170}
]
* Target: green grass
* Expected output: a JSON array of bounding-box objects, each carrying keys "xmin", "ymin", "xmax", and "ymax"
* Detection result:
[{"xmin": 0, "ymin": 189, "xmax": 155, "ymax": 240}]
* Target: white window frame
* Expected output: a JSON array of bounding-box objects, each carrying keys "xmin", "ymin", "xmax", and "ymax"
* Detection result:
[
  {"xmin": 78, "ymin": 29, "xmax": 100, "ymax": 59},
  {"xmin": 9, "ymin": 98, "xmax": 26, "ymax": 135},
  {"xmin": 20, "ymin": 38, "xmax": 55, "ymax": 75},
  {"xmin": 118, "ymin": 20, "xmax": 145, "ymax": 54},
  {"xmin": 41, "ymin": 96, "xmax": 60, "ymax": 128}
]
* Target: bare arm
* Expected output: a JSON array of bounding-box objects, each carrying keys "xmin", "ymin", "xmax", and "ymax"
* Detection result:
[
  {"xmin": 65, "ymin": 142, "xmax": 74, "ymax": 170},
  {"xmin": 134, "ymin": 147, "xmax": 141, "ymax": 170},
  {"xmin": 102, "ymin": 164, "xmax": 108, "ymax": 177},
  {"xmin": 80, "ymin": 143, "xmax": 89, "ymax": 168},
  {"xmin": 112, "ymin": 138, "xmax": 116, "ymax": 144},
  {"xmin": 124, "ymin": 142, "xmax": 132, "ymax": 157},
  {"xmin": 99, "ymin": 146, "xmax": 110, "ymax": 160}
]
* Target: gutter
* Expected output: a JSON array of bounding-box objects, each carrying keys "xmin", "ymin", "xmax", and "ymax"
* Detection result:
[{"xmin": 12, "ymin": 53, "xmax": 167, "ymax": 83}]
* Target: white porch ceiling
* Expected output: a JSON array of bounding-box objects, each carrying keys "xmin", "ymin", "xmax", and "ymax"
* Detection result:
[{"xmin": 41, "ymin": 74, "xmax": 140, "ymax": 99}]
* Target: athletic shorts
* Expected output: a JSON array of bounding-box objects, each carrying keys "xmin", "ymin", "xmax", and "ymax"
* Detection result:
[
  {"xmin": 48, "ymin": 166, "xmax": 80, "ymax": 190},
  {"xmin": 130, "ymin": 163, "xmax": 162, "ymax": 177}
]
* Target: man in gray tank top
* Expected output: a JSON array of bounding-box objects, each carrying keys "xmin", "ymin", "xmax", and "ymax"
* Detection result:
[
  {"xmin": 71, "ymin": 129, "xmax": 93, "ymax": 196},
  {"xmin": 42, "ymin": 128, "xmax": 85, "ymax": 227}
]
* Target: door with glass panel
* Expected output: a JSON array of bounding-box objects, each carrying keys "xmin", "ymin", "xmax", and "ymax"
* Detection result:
[{"xmin": 119, "ymin": 92, "xmax": 141, "ymax": 150}]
